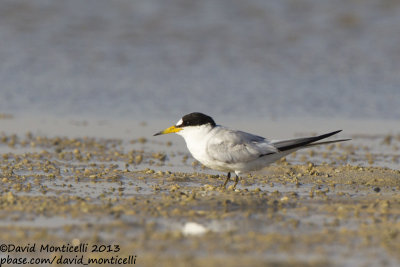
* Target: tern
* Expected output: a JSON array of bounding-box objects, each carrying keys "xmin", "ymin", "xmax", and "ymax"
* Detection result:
[{"xmin": 154, "ymin": 112, "xmax": 350, "ymax": 189}]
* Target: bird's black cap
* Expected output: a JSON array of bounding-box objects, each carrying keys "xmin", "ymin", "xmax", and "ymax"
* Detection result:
[{"xmin": 177, "ymin": 112, "xmax": 216, "ymax": 127}]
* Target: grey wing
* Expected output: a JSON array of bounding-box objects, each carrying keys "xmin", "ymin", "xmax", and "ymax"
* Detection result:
[{"xmin": 206, "ymin": 129, "xmax": 278, "ymax": 164}]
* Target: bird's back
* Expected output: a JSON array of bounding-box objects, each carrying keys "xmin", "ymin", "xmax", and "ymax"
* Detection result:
[{"xmin": 203, "ymin": 127, "xmax": 278, "ymax": 167}]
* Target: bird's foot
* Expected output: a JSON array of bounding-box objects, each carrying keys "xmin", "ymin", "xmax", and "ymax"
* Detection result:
[
  {"xmin": 221, "ymin": 172, "xmax": 231, "ymax": 189},
  {"xmin": 232, "ymin": 175, "xmax": 239, "ymax": 190}
]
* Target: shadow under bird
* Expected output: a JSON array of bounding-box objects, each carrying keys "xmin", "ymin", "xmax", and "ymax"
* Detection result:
[{"xmin": 154, "ymin": 112, "xmax": 350, "ymax": 189}]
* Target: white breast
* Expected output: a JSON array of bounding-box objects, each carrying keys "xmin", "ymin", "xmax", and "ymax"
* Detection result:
[{"xmin": 177, "ymin": 125, "xmax": 217, "ymax": 166}]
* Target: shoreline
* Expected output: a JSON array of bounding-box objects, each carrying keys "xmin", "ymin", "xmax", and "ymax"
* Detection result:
[{"xmin": 0, "ymin": 115, "xmax": 399, "ymax": 266}]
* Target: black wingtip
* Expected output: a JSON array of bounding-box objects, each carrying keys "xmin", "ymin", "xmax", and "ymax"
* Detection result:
[
  {"xmin": 276, "ymin": 130, "xmax": 345, "ymax": 152},
  {"xmin": 306, "ymin": 138, "xmax": 351, "ymax": 147},
  {"xmin": 317, "ymin": 130, "xmax": 342, "ymax": 139}
]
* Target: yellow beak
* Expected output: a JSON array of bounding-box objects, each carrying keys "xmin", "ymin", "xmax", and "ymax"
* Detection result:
[{"xmin": 153, "ymin": 125, "xmax": 182, "ymax": 136}]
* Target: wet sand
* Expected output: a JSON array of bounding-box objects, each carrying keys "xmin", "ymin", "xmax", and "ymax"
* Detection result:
[{"xmin": 0, "ymin": 116, "xmax": 399, "ymax": 267}]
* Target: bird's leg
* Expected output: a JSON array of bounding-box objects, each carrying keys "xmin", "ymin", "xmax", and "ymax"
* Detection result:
[
  {"xmin": 222, "ymin": 172, "xmax": 231, "ymax": 188},
  {"xmin": 233, "ymin": 174, "xmax": 239, "ymax": 189}
]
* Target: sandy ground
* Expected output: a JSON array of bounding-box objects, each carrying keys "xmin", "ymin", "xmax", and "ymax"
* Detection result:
[{"xmin": 0, "ymin": 116, "xmax": 399, "ymax": 267}]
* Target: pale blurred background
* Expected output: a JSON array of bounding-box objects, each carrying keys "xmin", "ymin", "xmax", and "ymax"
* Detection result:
[{"xmin": 1, "ymin": 0, "xmax": 399, "ymax": 120}]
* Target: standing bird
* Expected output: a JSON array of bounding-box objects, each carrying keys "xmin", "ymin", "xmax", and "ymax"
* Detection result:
[{"xmin": 154, "ymin": 112, "xmax": 350, "ymax": 189}]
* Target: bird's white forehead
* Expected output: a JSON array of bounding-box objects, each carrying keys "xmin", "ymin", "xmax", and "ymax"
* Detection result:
[{"xmin": 176, "ymin": 118, "xmax": 183, "ymax": 126}]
